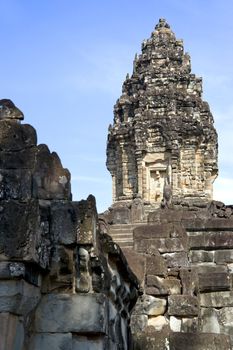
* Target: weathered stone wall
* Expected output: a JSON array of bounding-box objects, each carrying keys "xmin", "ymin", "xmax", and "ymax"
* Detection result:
[
  {"xmin": 0, "ymin": 100, "xmax": 139, "ymax": 350},
  {"xmin": 106, "ymin": 19, "xmax": 218, "ymax": 207},
  {"xmin": 103, "ymin": 202, "xmax": 233, "ymax": 349}
]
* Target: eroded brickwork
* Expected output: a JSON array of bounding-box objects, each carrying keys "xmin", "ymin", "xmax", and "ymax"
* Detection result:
[{"xmin": 131, "ymin": 206, "xmax": 233, "ymax": 349}]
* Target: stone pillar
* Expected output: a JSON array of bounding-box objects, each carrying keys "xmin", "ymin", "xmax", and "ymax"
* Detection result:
[
  {"xmin": 112, "ymin": 175, "xmax": 116, "ymax": 202},
  {"xmin": 137, "ymin": 159, "xmax": 143, "ymax": 199}
]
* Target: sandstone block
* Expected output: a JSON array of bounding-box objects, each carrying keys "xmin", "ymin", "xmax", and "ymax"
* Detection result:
[
  {"xmin": 0, "ymin": 200, "xmax": 50, "ymax": 268},
  {"xmin": 181, "ymin": 210, "xmax": 197, "ymax": 221},
  {"xmin": 45, "ymin": 245, "xmax": 74, "ymax": 292},
  {"xmin": 109, "ymin": 206, "xmax": 131, "ymax": 224},
  {"xmin": 147, "ymin": 315, "xmax": 169, "ymax": 331},
  {"xmin": 218, "ymin": 307, "xmax": 233, "ymax": 332},
  {"xmin": 200, "ymin": 308, "xmax": 220, "ymax": 333},
  {"xmin": 137, "ymin": 237, "xmax": 186, "ymax": 254},
  {"xmin": 29, "ymin": 333, "xmax": 72, "ymax": 350},
  {"xmin": 162, "ymin": 252, "xmax": 188, "ymax": 268},
  {"xmin": 198, "ymin": 272, "xmax": 230, "ymax": 292},
  {"xmin": 160, "ymin": 209, "xmax": 183, "ymax": 224},
  {"xmin": 205, "ymin": 219, "xmax": 233, "ymax": 230},
  {"xmin": 76, "ymin": 195, "xmax": 97, "ymax": 244},
  {"xmin": 51, "ymin": 201, "xmax": 78, "ymax": 245},
  {"xmin": 170, "ymin": 222, "xmax": 187, "ymax": 239},
  {"xmin": 0, "ymin": 200, "xmax": 38, "ymax": 259},
  {"xmin": 185, "ymin": 217, "xmax": 233, "ymax": 232},
  {"xmin": 72, "ymin": 335, "xmax": 107, "ymax": 350},
  {"xmin": 133, "ymin": 294, "xmax": 166, "ymax": 316},
  {"xmin": 184, "ymin": 219, "xmax": 207, "ymax": 231},
  {"xmin": 159, "ymin": 237, "xmax": 186, "ymax": 253},
  {"xmin": 192, "ymin": 264, "xmax": 227, "ymax": 274},
  {"xmin": 146, "ymin": 275, "xmax": 181, "ymax": 295},
  {"xmin": 32, "ymin": 145, "xmax": 71, "ymax": 200},
  {"xmin": 0, "ymin": 120, "xmax": 37, "ymax": 151},
  {"xmin": 168, "ymin": 295, "xmax": 199, "ymax": 316},
  {"xmin": 179, "ymin": 268, "xmax": 198, "ymax": 295},
  {"xmin": 34, "ymin": 293, "xmax": 108, "ymax": 333},
  {"xmin": 121, "ymin": 248, "xmax": 146, "ymax": 284},
  {"xmin": 170, "ymin": 316, "xmax": 181, "ymax": 332},
  {"xmin": 181, "ymin": 317, "xmax": 198, "ymax": 333},
  {"xmin": 199, "ymin": 291, "xmax": 233, "ymax": 307},
  {"xmin": 0, "ymin": 313, "xmax": 24, "ymax": 350},
  {"xmin": 131, "ymin": 314, "xmax": 148, "ymax": 333},
  {"xmin": 0, "ymin": 280, "xmax": 40, "ymax": 315},
  {"xmin": 169, "ymin": 332, "xmax": 231, "ymax": 350},
  {"xmin": 215, "ymin": 250, "xmax": 233, "ymax": 264},
  {"xmin": 134, "ymin": 238, "xmax": 159, "ymax": 254},
  {"xmin": 133, "ymin": 330, "xmax": 170, "ymax": 350},
  {"xmin": 207, "ymin": 231, "xmax": 233, "ymax": 249},
  {"xmin": 188, "ymin": 232, "xmax": 205, "ymax": 248},
  {"xmin": 0, "ymin": 169, "xmax": 32, "ymax": 200},
  {"xmin": 133, "ymin": 223, "xmax": 171, "ymax": 240},
  {"xmin": 146, "ymin": 255, "xmax": 167, "ymax": 277},
  {"xmin": 188, "ymin": 231, "xmax": 233, "ymax": 249},
  {"xmin": 189, "ymin": 250, "xmax": 214, "ymax": 263},
  {"xmin": 0, "ymin": 147, "xmax": 36, "ymax": 169}
]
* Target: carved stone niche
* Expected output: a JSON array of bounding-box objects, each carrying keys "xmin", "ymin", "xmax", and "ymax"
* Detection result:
[{"xmin": 142, "ymin": 153, "xmax": 171, "ymax": 205}]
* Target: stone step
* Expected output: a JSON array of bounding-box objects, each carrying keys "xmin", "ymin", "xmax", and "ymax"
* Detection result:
[
  {"xmin": 111, "ymin": 235, "xmax": 133, "ymax": 241},
  {"xmin": 109, "ymin": 223, "xmax": 151, "ymax": 247},
  {"xmin": 109, "ymin": 227, "xmax": 132, "ymax": 231},
  {"xmin": 109, "ymin": 228, "xmax": 133, "ymax": 232},
  {"xmin": 110, "ymin": 231, "xmax": 133, "ymax": 236},
  {"xmin": 109, "ymin": 222, "xmax": 147, "ymax": 229},
  {"xmin": 109, "ymin": 225, "xmax": 135, "ymax": 230},
  {"xmin": 109, "ymin": 228, "xmax": 133, "ymax": 234},
  {"xmin": 115, "ymin": 241, "xmax": 133, "ymax": 248},
  {"xmin": 111, "ymin": 234, "xmax": 133, "ymax": 240},
  {"xmin": 112, "ymin": 236, "xmax": 133, "ymax": 241},
  {"xmin": 110, "ymin": 232, "xmax": 133, "ymax": 238},
  {"xmin": 114, "ymin": 242, "xmax": 134, "ymax": 247}
]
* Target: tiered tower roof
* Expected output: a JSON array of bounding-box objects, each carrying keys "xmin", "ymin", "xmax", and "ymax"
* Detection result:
[{"xmin": 107, "ymin": 19, "xmax": 218, "ymax": 205}]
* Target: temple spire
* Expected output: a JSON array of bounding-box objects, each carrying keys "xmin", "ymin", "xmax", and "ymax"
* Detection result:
[{"xmin": 107, "ymin": 19, "xmax": 218, "ymax": 206}]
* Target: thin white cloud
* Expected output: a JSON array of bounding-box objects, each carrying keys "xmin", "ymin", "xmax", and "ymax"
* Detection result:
[
  {"xmin": 66, "ymin": 43, "xmax": 135, "ymax": 94},
  {"xmin": 72, "ymin": 175, "xmax": 111, "ymax": 184},
  {"xmin": 75, "ymin": 155, "xmax": 106, "ymax": 163}
]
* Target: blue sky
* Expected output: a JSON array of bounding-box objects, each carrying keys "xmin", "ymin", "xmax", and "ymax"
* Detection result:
[{"xmin": 1, "ymin": 0, "xmax": 233, "ymax": 211}]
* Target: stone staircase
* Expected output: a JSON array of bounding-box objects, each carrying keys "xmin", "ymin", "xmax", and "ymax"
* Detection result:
[
  {"xmin": 108, "ymin": 223, "xmax": 146, "ymax": 249},
  {"xmin": 108, "ymin": 224, "xmax": 134, "ymax": 248}
]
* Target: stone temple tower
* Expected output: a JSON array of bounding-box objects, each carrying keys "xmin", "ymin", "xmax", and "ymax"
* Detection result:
[{"xmin": 106, "ymin": 19, "xmax": 218, "ymax": 207}]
